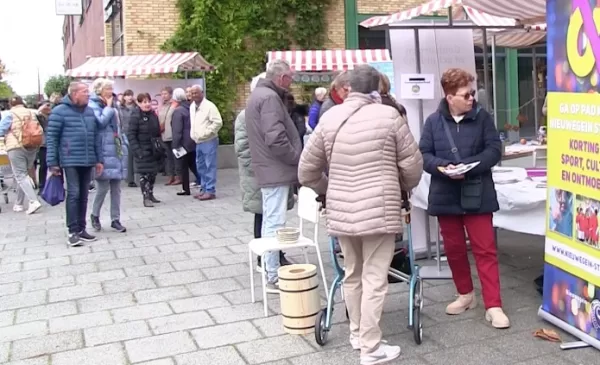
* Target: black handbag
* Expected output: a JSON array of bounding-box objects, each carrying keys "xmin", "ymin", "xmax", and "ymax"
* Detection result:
[
  {"xmin": 150, "ymin": 137, "xmax": 166, "ymax": 159},
  {"xmin": 440, "ymin": 117, "xmax": 483, "ymax": 212}
]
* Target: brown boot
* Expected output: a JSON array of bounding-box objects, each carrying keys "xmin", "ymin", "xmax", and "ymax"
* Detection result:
[{"xmin": 165, "ymin": 177, "xmax": 175, "ymax": 186}]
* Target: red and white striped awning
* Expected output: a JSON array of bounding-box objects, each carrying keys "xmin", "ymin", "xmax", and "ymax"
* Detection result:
[
  {"xmin": 65, "ymin": 52, "xmax": 214, "ymax": 78},
  {"xmin": 360, "ymin": 0, "xmax": 546, "ymax": 28},
  {"xmin": 462, "ymin": 6, "xmax": 546, "ymax": 48},
  {"xmin": 266, "ymin": 49, "xmax": 392, "ymax": 71}
]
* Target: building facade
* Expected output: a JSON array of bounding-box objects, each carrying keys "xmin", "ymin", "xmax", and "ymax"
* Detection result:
[
  {"xmin": 63, "ymin": 0, "xmax": 106, "ymax": 70},
  {"xmin": 62, "ymin": 0, "xmax": 530, "ymax": 132}
]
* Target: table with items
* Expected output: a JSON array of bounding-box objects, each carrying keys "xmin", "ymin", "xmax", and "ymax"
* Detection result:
[{"xmin": 411, "ymin": 167, "xmax": 547, "ymax": 236}]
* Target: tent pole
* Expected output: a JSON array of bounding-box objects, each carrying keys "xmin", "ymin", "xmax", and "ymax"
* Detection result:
[
  {"xmin": 491, "ymin": 35, "xmax": 498, "ymax": 129},
  {"xmin": 482, "ymin": 29, "xmax": 491, "ymax": 112},
  {"xmin": 413, "ymin": 27, "xmax": 432, "ymax": 260},
  {"xmin": 532, "ymin": 47, "xmax": 539, "ymax": 134}
]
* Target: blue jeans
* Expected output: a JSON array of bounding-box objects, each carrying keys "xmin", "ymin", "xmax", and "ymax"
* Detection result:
[
  {"xmin": 195, "ymin": 137, "xmax": 218, "ymax": 194},
  {"xmin": 64, "ymin": 167, "xmax": 94, "ymax": 234},
  {"xmin": 261, "ymin": 186, "xmax": 290, "ymax": 283}
]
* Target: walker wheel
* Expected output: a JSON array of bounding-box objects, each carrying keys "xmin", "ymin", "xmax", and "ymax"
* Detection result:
[
  {"xmin": 413, "ymin": 306, "xmax": 423, "ymax": 345},
  {"xmin": 345, "ymin": 307, "xmax": 349, "ymax": 320},
  {"xmin": 315, "ymin": 309, "xmax": 329, "ymax": 346}
]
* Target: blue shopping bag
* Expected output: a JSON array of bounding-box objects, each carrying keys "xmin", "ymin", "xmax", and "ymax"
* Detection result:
[{"xmin": 41, "ymin": 175, "xmax": 65, "ymax": 206}]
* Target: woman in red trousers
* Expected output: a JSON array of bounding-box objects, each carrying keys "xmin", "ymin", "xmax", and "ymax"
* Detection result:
[{"xmin": 419, "ymin": 68, "xmax": 509, "ymax": 329}]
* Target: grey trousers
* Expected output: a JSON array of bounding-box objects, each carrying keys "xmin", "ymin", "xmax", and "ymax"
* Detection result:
[
  {"xmin": 7, "ymin": 148, "xmax": 39, "ymax": 206},
  {"xmin": 91, "ymin": 179, "xmax": 121, "ymax": 221}
]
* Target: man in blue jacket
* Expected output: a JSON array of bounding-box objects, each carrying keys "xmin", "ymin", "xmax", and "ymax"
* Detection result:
[{"xmin": 46, "ymin": 82, "xmax": 104, "ymax": 247}]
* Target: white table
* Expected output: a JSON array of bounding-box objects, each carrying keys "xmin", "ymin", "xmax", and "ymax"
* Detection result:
[{"xmin": 411, "ymin": 167, "xmax": 547, "ymax": 236}]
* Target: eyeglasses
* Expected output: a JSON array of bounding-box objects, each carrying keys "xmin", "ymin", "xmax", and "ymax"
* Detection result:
[{"xmin": 456, "ymin": 90, "xmax": 476, "ymax": 100}]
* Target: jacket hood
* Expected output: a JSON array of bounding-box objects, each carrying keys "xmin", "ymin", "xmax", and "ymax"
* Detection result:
[
  {"xmin": 332, "ymin": 92, "xmax": 378, "ymax": 122},
  {"xmin": 256, "ymin": 79, "xmax": 287, "ymax": 99},
  {"xmin": 437, "ymin": 99, "xmax": 481, "ymax": 122},
  {"xmin": 59, "ymin": 95, "xmax": 75, "ymax": 107}
]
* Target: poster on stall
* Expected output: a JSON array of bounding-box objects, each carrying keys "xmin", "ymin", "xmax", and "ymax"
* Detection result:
[
  {"xmin": 542, "ymin": 0, "xmax": 600, "ymax": 349},
  {"xmin": 369, "ymin": 61, "xmax": 396, "ymax": 96}
]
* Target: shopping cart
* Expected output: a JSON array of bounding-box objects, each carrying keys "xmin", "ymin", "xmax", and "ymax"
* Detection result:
[
  {"xmin": 0, "ymin": 152, "xmax": 13, "ymax": 211},
  {"xmin": 314, "ymin": 194, "xmax": 424, "ymax": 346}
]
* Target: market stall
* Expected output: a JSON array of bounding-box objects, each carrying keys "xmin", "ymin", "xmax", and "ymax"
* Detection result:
[
  {"xmin": 64, "ymin": 52, "xmax": 215, "ymax": 103},
  {"xmin": 360, "ymin": 0, "xmax": 548, "ymax": 261}
]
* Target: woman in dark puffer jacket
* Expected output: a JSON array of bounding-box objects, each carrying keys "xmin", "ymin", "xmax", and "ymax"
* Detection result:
[{"xmin": 127, "ymin": 93, "xmax": 163, "ymax": 207}]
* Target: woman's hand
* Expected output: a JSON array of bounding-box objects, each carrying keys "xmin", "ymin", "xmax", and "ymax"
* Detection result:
[{"xmin": 445, "ymin": 164, "xmax": 464, "ymax": 179}]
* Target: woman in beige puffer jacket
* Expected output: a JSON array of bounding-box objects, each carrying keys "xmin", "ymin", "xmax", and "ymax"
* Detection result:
[{"xmin": 298, "ymin": 65, "xmax": 423, "ymax": 365}]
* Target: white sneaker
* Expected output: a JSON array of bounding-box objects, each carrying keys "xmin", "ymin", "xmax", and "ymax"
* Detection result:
[
  {"xmin": 350, "ymin": 334, "xmax": 360, "ymax": 350},
  {"xmin": 351, "ymin": 336, "xmax": 388, "ymax": 351},
  {"xmin": 13, "ymin": 204, "xmax": 24, "ymax": 212},
  {"xmin": 26, "ymin": 200, "xmax": 42, "ymax": 215},
  {"xmin": 360, "ymin": 344, "xmax": 401, "ymax": 365}
]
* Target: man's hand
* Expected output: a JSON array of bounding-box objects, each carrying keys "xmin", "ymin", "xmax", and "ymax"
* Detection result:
[
  {"xmin": 95, "ymin": 163, "xmax": 104, "ymax": 176},
  {"xmin": 50, "ymin": 166, "xmax": 61, "ymax": 176}
]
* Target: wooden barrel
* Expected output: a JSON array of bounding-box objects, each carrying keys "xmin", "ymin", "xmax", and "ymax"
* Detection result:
[{"xmin": 278, "ymin": 264, "xmax": 321, "ymax": 335}]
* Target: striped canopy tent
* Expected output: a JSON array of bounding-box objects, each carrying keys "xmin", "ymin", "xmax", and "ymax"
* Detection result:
[
  {"xmin": 459, "ymin": 6, "xmax": 546, "ymax": 48},
  {"xmin": 65, "ymin": 52, "xmax": 214, "ymax": 78},
  {"xmin": 360, "ymin": 0, "xmax": 546, "ymax": 29},
  {"xmin": 266, "ymin": 49, "xmax": 392, "ymax": 72}
]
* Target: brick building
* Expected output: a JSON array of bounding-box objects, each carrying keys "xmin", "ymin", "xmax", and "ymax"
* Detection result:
[{"xmin": 64, "ymin": 0, "xmax": 426, "ymax": 72}]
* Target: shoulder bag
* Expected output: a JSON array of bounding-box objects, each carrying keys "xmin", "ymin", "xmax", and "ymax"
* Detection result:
[{"xmin": 440, "ymin": 116, "xmax": 483, "ymax": 212}]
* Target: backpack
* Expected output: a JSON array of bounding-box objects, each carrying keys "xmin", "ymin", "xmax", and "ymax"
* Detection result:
[{"xmin": 13, "ymin": 111, "xmax": 43, "ymax": 149}]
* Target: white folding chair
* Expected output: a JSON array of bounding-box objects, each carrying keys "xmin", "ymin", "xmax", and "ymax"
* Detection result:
[{"xmin": 248, "ymin": 187, "xmax": 329, "ymax": 316}]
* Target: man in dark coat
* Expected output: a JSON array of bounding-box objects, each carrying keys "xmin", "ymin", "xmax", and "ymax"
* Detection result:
[
  {"xmin": 118, "ymin": 89, "xmax": 139, "ymax": 187},
  {"xmin": 46, "ymin": 82, "xmax": 104, "ymax": 246}
]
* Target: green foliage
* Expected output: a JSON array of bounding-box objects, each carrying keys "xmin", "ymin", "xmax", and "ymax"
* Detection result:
[
  {"xmin": 0, "ymin": 81, "xmax": 14, "ymax": 98},
  {"xmin": 24, "ymin": 94, "xmax": 42, "ymax": 107},
  {"xmin": 44, "ymin": 75, "xmax": 72, "ymax": 98},
  {"xmin": 163, "ymin": 0, "xmax": 330, "ymax": 144}
]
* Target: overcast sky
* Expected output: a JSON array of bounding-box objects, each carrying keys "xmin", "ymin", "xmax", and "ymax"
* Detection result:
[{"xmin": 0, "ymin": 0, "xmax": 64, "ymax": 95}]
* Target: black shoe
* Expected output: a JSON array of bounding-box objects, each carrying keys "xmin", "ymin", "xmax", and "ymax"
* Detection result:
[
  {"xmin": 68, "ymin": 233, "xmax": 82, "ymax": 247},
  {"xmin": 143, "ymin": 198, "xmax": 154, "ymax": 207},
  {"xmin": 90, "ymin": 214, "xmax": 101, "ymax": 231},
  {"xmin": 149, "ymin": 195, "xmax": 161, "ymax": 203},
  {"xmin": 128, "ymin": 182, "xmax": 137, "ymax": 188},
  {"xmin": 280, "ymin": 252, "xmax": 292, "ymax": 266},
  {"xmin": 111, "ymin": 220, "xmax": 127, "ymax": 233},
  {"xmin": 177, "ymin": 191, "xmax": 190, "ymax": 196},
  {"xmin": 79, "ymin": 230, "xmax": 97, "ymax": 242}
]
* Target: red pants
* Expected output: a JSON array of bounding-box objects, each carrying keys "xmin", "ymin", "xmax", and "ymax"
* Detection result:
[{"xmin": 438, "ymin": 213, "xmax": 502, "ymax": 309}]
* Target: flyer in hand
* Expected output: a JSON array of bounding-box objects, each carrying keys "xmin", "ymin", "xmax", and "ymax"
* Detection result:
[{"xmin": 437, "ymin": 161, "xmax": 480, "ymax": 176}]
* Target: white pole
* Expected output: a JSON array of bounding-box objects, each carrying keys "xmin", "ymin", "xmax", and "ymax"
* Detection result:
[{"xmin": 491, "ymin": 35, "xmax": 498, "ymax": 129}]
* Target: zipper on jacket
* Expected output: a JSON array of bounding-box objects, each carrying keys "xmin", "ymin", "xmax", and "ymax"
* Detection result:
[
  {"xmin": 456, "ymin": 124, "xmax": 460, "ymax": 133},
  {"xmin": 82, "ymin": 115, "xmax": 89, "ymax": 163}
]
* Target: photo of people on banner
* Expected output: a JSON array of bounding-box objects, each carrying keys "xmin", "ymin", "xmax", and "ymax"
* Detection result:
[{"xmin": 575, "ymin": 195, "xmax": 600, "ymax": 248}]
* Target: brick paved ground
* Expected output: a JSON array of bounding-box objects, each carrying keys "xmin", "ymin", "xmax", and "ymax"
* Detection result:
[{"xmin": 0, "ymin": 169, "xmax": 598, "ymax": 364}]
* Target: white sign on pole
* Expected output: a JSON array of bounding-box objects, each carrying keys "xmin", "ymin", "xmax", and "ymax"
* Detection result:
[
  {"xmin": 399, "ymin": 74, "xmax": 435, "ymax": 100},
  {"xmin": 389, "ymin": 25, "xmax": 477, "ymax": 255},
  {"xmin": 56, "ymin": 0, "xmax": 83, "ymax": 15}
]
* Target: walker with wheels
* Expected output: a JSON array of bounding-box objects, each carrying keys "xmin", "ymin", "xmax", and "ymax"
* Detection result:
[{"xmin": 314, "ymin": 195, "xmax": 424, "ymax": 346}]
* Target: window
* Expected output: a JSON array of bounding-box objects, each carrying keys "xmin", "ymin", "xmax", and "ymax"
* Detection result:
[
  {"xmin": 111, "ymin": 7, "xmax": 124, "ymax": 56},
  {"xmin": 358, "ymin": 27, "xmax": 387, "ymax": 50}
]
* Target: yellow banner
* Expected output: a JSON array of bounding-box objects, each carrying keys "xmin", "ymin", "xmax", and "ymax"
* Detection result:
[{"xmin": 546, "ymin": 92, "xmax": 600, "ymax": 285}]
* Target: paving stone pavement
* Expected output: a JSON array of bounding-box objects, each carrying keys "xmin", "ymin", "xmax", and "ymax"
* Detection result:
[{"xmin": 0, "ymin": 169, "xmax": 597, "ymax": 364}]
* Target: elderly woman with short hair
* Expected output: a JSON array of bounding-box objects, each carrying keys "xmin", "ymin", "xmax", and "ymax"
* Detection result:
[
  {"xmin": 419, "ymin": 68, "xmax": 508, "ymax": 328},
  {"xmin": 299, "ymin": 65, "xmax": 423, "ymax": 364},
  {"xmin": 88, "ymin": 78, "xmax": 128, "ymax": 232},
  {"xmin": 171, "ymin": 88, "xmax": 198, "ymax": 196}
]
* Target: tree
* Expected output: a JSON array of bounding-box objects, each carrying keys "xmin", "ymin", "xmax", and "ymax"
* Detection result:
[
  {"xmin": 163, "ymin": 0, "xmax": 330, "ymax": 144},
  {"xmin": 0, "ymin": 58, "xmax": 6, "ymax": 80},
  {"xmin": 44, "ymin": 75, "xmax": 72, "ymax": 98},
  {"xmin": 24, "ymin": 94, "xmax": 42, "ymax": 107},
  {"xmin": 0, "ymin": 81, "xmax": 14, "ymax": 98}
]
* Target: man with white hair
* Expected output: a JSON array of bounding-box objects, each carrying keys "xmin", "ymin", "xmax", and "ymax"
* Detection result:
[
  {"xmin": 189, "ymin": 84, "xmax": 222, "ymax": 200},
  {"xmin": 46, "ymin": 81, "xmax": 104, "ymax": 246},
  {"xmin": 245, "ymin": 60, "xmax": 302, "ymax": 289}
]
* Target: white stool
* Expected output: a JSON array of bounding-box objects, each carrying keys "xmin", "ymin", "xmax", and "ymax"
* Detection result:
[{"xmin": 248, "ymin": 187, "xmax": 329, "ymax": 317}]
